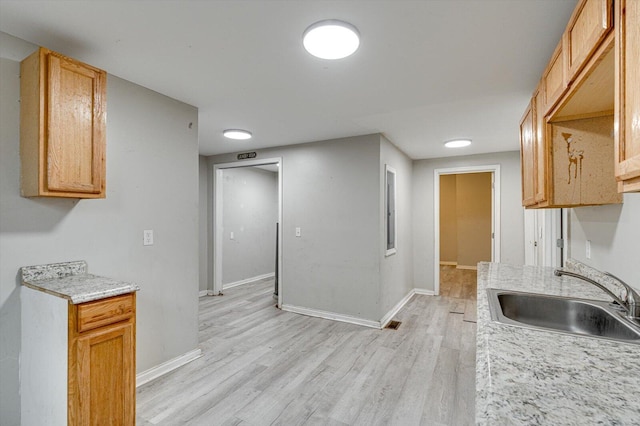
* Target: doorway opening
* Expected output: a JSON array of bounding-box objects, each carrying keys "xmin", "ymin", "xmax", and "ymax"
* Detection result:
[
  {"xmin": 212, "ymin": 158, "xmax": 283, "ymax": 307},
  {"xmin": 433, "ymin": 165, "xmax": 501, "ymax": 296}
]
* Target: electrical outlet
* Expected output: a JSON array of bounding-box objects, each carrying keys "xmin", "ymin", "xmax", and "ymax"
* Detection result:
[
  {"xmin": 586, "ymin": 240, "xmax": 591, "ymax": 259},
  {"xmin": 230, "ymin": 231, "xmax": 234, "ymax": 240},
  {"xmin": 143, "ymin": 230, "xmax": 154, "ymax": 246},
  {"xmin": 295, "ymin": 227, "xmax": 301, "ymax": 237}
]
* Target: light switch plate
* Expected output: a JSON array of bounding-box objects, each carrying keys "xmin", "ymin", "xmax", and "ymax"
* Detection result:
[
  {"xmin": 143, "ymin": 230, "xmax": 154, "ymax": 246},
  {"xmin": 295, "ymin": 227, "xmax": 301, "ymax": 237}
]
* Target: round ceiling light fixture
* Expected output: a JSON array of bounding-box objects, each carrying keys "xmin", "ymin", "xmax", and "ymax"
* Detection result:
[
  {"xmin": 303, "ymin": 19, "xmax": 360, "ymax": 60},
  {"xmin": 444, "ymin": 139, "xmax": 472, "ymax": 148},
  {"xmin": 223, "ymin": 129, "xmax": 252, "ymax": 140}
]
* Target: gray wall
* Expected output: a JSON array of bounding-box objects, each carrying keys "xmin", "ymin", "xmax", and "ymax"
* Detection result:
[
  {"xmin": 379, "ymin": 136, "xmax": 414, "ymax": 318},
  {"xmin": 199, "ymin": 155, "xmax": 209, "ymax": 293},
  {"xmin": 0, "ymin": 33, "xmax": 200, "ymax": 425},
  {"xmin": 567, "ymin": 195, "xmax": 640, "ymax": 291},
  {"xmin": 412, "ymin": 151, "xmax": 524, "ymax": 292},
  {"xmin": 208, "ymin": 134, "xmax": 383, "ymax": 321},
  {"xmin": 221, "ymin": 167, "xmax": 278, "ymax": 285}
]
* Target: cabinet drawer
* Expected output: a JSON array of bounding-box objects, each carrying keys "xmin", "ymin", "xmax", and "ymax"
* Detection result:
[{"xmin": 76, "ymin": 294, "xmax": 134, "ymax": 333}]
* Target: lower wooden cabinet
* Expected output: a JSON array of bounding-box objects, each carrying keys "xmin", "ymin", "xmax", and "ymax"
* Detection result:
[
  {"xmin": 20, "ymin": 288, "xmax": 136, "ymax": 426},
  {"xmin": 68, "ymin": 294, "xmax": 136, "ymax": 425}
]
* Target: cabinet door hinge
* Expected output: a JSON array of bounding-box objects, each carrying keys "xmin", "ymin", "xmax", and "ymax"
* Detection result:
[{"xmin": 556, "ymin": 238, "xmax": 564, "ymax": 249}]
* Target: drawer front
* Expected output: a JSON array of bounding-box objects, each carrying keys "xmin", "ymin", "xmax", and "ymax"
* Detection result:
[{"xmin": 77, "ymin": 293, "xmax": 134, "ymax": 333}]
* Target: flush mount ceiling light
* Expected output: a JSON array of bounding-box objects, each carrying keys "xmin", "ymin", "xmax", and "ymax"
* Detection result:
[
  {"xmin": 444, "ymin": 139, "xmax": 472, "ymax": 148},
  {"xmin": 303, "ymin": 19, "xmax": 360, "ymax": 60},
  {"xmin": 223, "ymin": 129, "xmax": 252, "ymax": 140}
]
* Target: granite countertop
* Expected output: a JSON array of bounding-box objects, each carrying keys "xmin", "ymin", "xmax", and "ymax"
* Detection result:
[
  {"xmin": 476, "ymin": 262, "xmax": 640, "ymax": 425},
  {"xmin": 20, "ymin": 260, "xmax": 139, "ymax": 304}
]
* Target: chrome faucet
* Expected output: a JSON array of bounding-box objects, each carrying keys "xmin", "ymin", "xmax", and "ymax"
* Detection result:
[
  {"xmin": 554, "ymin": 269, "xmax": 640, "ymax": 321},
  {"xmin": 604, "ymin": 272, "xmax": 640, "ymax": 320}
]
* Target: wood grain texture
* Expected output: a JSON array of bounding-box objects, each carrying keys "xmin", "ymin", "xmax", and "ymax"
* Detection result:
[
  {"xmin": 77, "ymin": 293, "xmax": 134, "ymax": 333},
  {"xmin": 551, "ymin": 33, "xmax": 615, "ymax": 122},
  {"xmin": 69, "ymin": 293, "xmax": 136, "ymax": 425},
  {"xmin": 137, "ymin": 271, "xmax": 476, "ymax": 425},
  {"xmin": 564, "ymin": 0, "xmax": 613, "ymax": 82},
  {"xmin": 520, "ymin": 100, "xmax": 537, "ymax": 207},
  {"xmin": 551, "ymin": 115, "xmax": 622, "ymax": 206},
  {"xmin": 615, "ymin": 0, "xmax": 640, "ymax": 190},
  {"xmin": 534, "ymin": 88, "xmax": 548, "ymax": 204},
  {"xmin": 20, "ymin": 47, "xmax": 106, "ymax": 198},
  {"xmin": 542, "ymin": 39, "xmax": 566, "ymax": 113}
]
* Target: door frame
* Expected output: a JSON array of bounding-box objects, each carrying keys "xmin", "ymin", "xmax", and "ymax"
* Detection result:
[
  {"xmin": 523, "ymin": 208, "xmax": 564, "ymax": 267},
  {"xmin": 211, "ymin": 157, "xmax": 283, "ymax": 308},
  {"xmin": 433, "ymin": 165, "xmax": 501, "ymax": 295}
]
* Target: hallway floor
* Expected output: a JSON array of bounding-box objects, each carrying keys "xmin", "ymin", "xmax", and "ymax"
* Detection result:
[{"xmin": 136, "ymin": 269, "xmax": 477, "ymax": 425}]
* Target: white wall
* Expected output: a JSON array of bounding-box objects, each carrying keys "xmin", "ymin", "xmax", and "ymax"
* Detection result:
[
  {"xmin": 413, "ymin": 151, "xmax": 524, "ymax": 292},
  {"xmin": 0, "ymin": 33, "xmax": 200, "ymax": 425},
  {"xmin": 208, "ymin": 134, "xmax": 383, "ymax": 321},
  {"xmin": 567, "ymin": 195, "xmax": 640, "ymax": 291},
  {"xmin": 199, "ymin": 155, "xmax": 209, "ymax": 293},
  {"xmin": 221, "ymin": 167, "xmax": 278, "ymax": 285},
  {"xmin": 379, "ymin": 136, "xmax": 414, "ymax": 318}
]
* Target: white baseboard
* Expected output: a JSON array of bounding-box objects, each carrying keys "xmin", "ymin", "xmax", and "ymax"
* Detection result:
[
  {"xmin": 439, "ymin": 261, "xmax": 457, "ymax": 266},
  {"xmin": 282, "ymin": 304, "xmax": 381, "ymax": 329},
  {"xmin": 223, "ymin": 272, "xmax": 275, "ymax": 290},
  {"xmin": 380, "ymin": 290, "xmax": 416, "ymax": 328},
  {"xmin": 198, "ymin": 290, "xmax": 208, "ymax": 297},
  {"xmin": 456, "ymin": 265, "xmax": 478, "ymax": 270},
  {"xmin": 414, "ymin": 288, "xmax": 435, "ymax": 296},
  {"xmin": 136, "ymin": 348, "xmax": 202, "ymax": 387}
]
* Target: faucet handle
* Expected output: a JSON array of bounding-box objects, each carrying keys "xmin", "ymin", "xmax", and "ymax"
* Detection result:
[{"xmin": 604, "ymin": 271, "xmax": 632, "ymax": 301}]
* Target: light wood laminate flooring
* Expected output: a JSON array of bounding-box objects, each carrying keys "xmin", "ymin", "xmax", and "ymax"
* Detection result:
[{"xmin": 137, "ymin": 269, "xmax": 476, "ymax": 426}]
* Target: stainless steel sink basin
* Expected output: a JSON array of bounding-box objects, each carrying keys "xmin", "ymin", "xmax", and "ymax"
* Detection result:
[{"xmin": 487, "ymin": 289, "xmax": 640, "ymax": 345}]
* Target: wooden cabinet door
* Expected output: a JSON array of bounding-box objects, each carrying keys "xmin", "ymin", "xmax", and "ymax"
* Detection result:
[
  {"xmin": 520, "ymin": 100, "xmax": 537, "ymax": 206},
  {"xmin": 542, "ymin": 40, "xmax": 566, "ymax": 114},
  {"xmin": 69, "ymin": 316, "xmax": 135, "ymax": 426},
  {"xmin": 46, "ymin": 50, "xmax": 106, "ymax": 195},
  {"xmin": 564, "ymin": 0, "xmax": 613, "ymax": 82},
  {"xmin": 615, "ymin": 0, "xmax": 640, "ymax": 192},
  {"xmin": 534, "ymin": 89, "xmax": 548, "ymax": 203}
]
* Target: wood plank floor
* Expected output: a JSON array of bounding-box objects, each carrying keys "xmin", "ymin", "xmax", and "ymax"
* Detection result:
[{"xmin": 137, "ymin": 268, "xmax": 477, "ymax": 426}]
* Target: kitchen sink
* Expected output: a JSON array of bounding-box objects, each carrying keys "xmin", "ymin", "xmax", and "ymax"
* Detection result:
[{"xmin": 487, "ymin": 289, "xmax": 640, "ymax": 345}]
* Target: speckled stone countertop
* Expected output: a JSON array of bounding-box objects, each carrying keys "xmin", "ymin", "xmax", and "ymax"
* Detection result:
[
  {"xmin": 20, "ymin": 260, "xmax": 139, "ymax": 304},
  {"xmin": 476, "ymin": 262, "xmax": 640, "ymax": 426}
]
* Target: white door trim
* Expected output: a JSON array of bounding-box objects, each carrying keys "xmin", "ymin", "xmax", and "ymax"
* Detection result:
[
  {"xmin": 211, "ymin": 157, "xmax": 283, "ymax": 308},
  {"xmin": 433, "ymin": 165, "xmax": 501, "ymax": 296}
]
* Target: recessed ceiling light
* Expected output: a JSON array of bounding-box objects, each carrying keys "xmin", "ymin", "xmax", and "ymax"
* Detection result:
[
  {"xmin": 303, "ymin": 19, "xmax": 360, "ymax": 60},
  {"xmin": 444, "ymin": 139, "xmax": 472, "ymax": 148},
  {"xmin": 223, "ymin": 129, "xmax": 252, "ymax": 140}
]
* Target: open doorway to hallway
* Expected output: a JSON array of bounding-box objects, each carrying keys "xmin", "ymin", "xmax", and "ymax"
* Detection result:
[
  {"xmin": 213, "ymin": 158, "xmax": 283, "ymax": 307},
  {"xmin": 438, "ymin": 172, "xmax": 492, "ymax": 306},
  {"xmin": 433, "ymin": 165, "xmax": 500, "ymax": 296}
]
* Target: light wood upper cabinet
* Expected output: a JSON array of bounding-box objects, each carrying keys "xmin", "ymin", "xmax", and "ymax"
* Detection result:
[
  {"xmin": 541, "ymin": 40, "xmax": 566, "ymax": 114},
  {"xmin": 520, "ymin": 100, "xmax": 536, "ymax": 207},
  {"xmin": 564, "ymin": 0, "xmax": 613, "ymax": 83},
  {"xmin": 21, "ymin": 47, "xmax": 106, "ymax": 198},
  {"xmin": 615, "ymin": 0, "xmax": 640, "ymax": 192},
  {"xmin": 533, "ymin": 88, "xmax": 548, "ymax": 204},
  {"xmin": 520, "ymin": 88, "xmax": 549, "ymax": 208},
  {"xmin": 520, "ymin": 0, "xmax": 624, "ymax": 208}
]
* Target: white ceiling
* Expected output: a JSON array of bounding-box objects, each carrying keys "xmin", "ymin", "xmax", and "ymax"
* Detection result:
[{"xmin": 0, "ymin": 0, "xmax": 577, "ymax": 159}]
